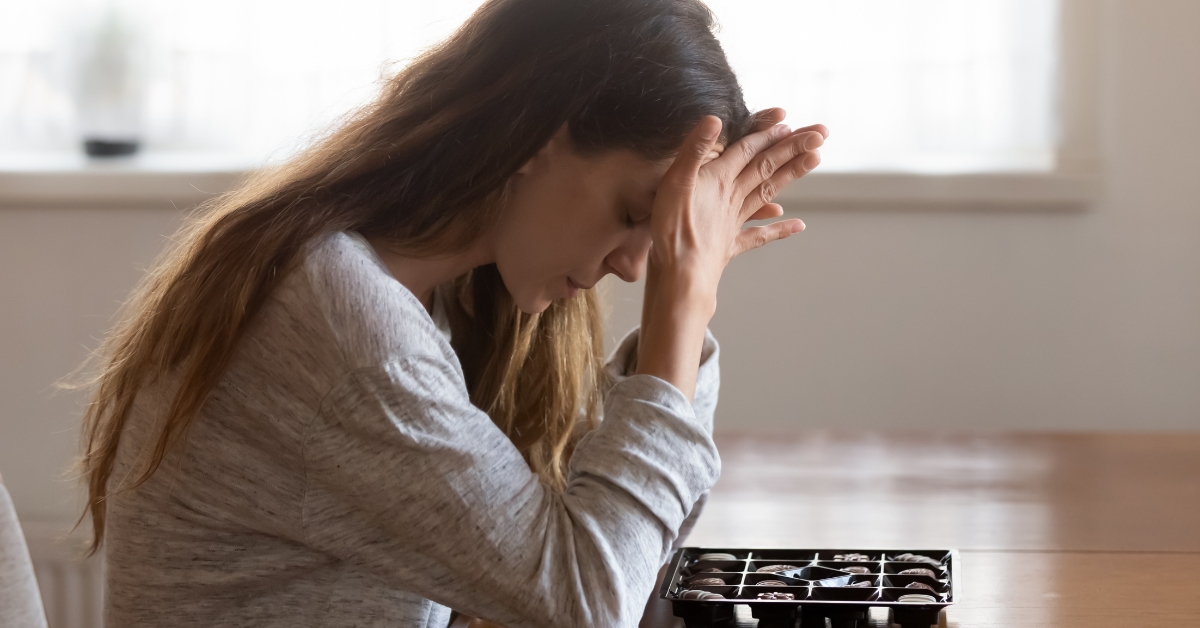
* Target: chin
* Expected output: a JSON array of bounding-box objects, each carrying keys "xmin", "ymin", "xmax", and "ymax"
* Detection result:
[
  {"xmin": 497, "ymin": 269, "xmax": 554, "ymax": 313},
  {"xmin": 517, "ymin": 297, "xmax": 553, "ymax": 314},
  {"xmin": 510, "ymin": 289, "xmax": 553, "ymax": 314}
]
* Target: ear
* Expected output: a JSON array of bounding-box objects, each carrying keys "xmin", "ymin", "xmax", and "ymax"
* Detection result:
[{"xmin": 517, "ymin": 122, "xmax": 573, "ymax": 176}]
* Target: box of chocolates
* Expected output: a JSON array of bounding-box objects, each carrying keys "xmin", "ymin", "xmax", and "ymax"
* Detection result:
[{"xmin": 659, "ymin": 547, "xmax": 958, "ymax": 628}]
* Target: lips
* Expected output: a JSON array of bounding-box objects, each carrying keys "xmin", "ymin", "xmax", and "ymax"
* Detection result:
[{"xmin": 565, "ymin": 276, "xmax": 592, "ymax": 298}]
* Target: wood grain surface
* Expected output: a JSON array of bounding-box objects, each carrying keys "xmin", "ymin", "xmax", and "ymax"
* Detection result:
[
  {"xmin": 645, "ymin": 432, "xmax": 1200, "ymax": 627},
  {"xmin": 642, "ymin": 551, "xmax": 1200, "ymax": 627},
  {"xmin": 687, "ymin": 432, "xmax": 1200, "ymax": 553},
  {"xmin": 459, "ymin": 433, "xmax": 1200, "ymax": 627}
]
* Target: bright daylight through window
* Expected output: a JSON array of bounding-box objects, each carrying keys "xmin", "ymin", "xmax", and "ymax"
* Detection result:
[{"xmin": 0, "ymin": 0, "xmax": 1059, "ymax": 173}]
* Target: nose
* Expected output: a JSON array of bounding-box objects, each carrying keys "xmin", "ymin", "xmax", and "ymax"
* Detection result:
[{"xmin": 604, "ymin": 231, "xmax": 652, "ymax": 283}]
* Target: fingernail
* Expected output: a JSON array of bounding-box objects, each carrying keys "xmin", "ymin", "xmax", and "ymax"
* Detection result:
[
  {"xmin": 804, "ymin": 133, "xmax": 822, "ymax": 150},
  {"xmin": 803, "ymin": 151, "xmax": 821, "ymax": 170},
  {"xmin": 774, "ymin": 124, "xmax": 792, "ymax": 138}
]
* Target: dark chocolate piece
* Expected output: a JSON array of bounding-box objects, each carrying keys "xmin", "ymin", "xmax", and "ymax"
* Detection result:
[
  {"xmin": 833, "ymin": 553, "xmax": 871, "ymax": 562},
  {"xmin": 892, "ymin": 553, "xmax": 942, "ymax": 567},
  {"xmin": 846, "ymin": 581, "xmax": 873, "ymax": 588},
  {"xmin": 897, "ymin": 568, "xmax": 938, "ymax": 578},
  {"xmin": 756, "ymin": 592, "xmax": 795, "ymax": 600},
  {"xmin": 688, "ymin": 577, "xmax": 726, "ymax": 586},
  {"xmin": 698, "ymin": 567, "xmax": 722, "ymax": 573},
  {"xmin": 755, "ymin": 564, "xmax": 796, "ymax": 573},
  {"xmin": 905, "ymin": 582, "xmax": 936, "ymax": 592},
  {"xmin": 679, "ymin": 589, "xmax": 726, "ymax": 601},
  {"xmin": 755, "ymin": 580, "xmax": 790, "ymax": 587},
  {"xmin": 697, "ymin": 553, "xmax": 737, "ymax": 562},
  {"xmin": 842, "ymin": 566, "xmax": 871, "ymax": 574}
]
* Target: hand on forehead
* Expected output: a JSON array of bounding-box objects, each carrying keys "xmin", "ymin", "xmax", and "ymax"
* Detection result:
[
  {"xmin": 700, "ymin": 107, "xmax": 786, "ymax": 165},
  {"xmin": 702, "ymin": 143, "xmax": 725, "ymax": 166}
]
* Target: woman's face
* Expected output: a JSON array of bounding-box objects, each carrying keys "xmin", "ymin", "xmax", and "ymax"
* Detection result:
[{"xmin": 491, "ymin": 123, "xmax": 675, "ymax": 314}]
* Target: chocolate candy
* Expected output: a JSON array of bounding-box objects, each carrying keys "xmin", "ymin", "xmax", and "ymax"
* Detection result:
[
  {"xmin": 680, "ymin": 589, "xmax": 726, "ymax": 601},
  {"xmin": 846, "ymin": 581, "xmax": 873, "ymax": 588},
  {"xmin": 756, "ymin": 592, "xmax": 795, "ymax": 600},
  {"xmin": 687, "ymin": 578, "xmax": 726, "ymax": 586},
  {"xmin": 841, "ymin": 566, "xmax": 871, "ymax": 574},
  {"xmin": 898, "ymin": 568, "xmax": 938, "ymax": 578},
  {"xmin": 755, "ymin": 564, "xmax": 796, "ymax": 573},
  {"xmin": 697, "ymin": 568, "xmax": 722, "ymax": 574},
  {"xmin": 833, "ymin": 553, "xmax": 871, "ymax": 562},
  {"xmin": 905, "ymin": 582, "xmax": 937, "ymax": 592},
  {"xmin": 897, "ymin": 593, "xmax": 937, "ymax": 604},
  {"xmin": 893, "ymin": 553, "xmax": 942, "ymax": 567},
  {"xmin": 697, "ymin": 553, "xmax": 737, "ymax": 562},
  {"xmin": 755, "ymin": 580, "xmax": 790, "ymax": 587}
]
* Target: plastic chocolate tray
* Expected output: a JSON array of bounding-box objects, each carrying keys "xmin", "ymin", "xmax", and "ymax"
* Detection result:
[{"xmin": 658, "ymin": 547, "xmax": 959, "ymax": 628}]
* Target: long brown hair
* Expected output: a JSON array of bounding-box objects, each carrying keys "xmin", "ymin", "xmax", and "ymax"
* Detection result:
[{"xmin": 77, "ymin": 0, "xmax": 756, "ymax": 553}]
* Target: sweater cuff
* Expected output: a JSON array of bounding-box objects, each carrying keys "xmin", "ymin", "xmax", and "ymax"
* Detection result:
[{"xmin": 604, "ymin": 326, "xmax": 718, "ymax": 384}]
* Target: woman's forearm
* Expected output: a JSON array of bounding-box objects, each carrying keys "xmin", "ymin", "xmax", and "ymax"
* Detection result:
[{"xmin": 635, "ymin": 267, "xmax": 715, "ymax": 401}]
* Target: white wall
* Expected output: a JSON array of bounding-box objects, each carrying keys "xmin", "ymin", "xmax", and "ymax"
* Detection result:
[
  {"xmin": 1, "ymin": 208, "xmax": 185, "ymax": 523},
  {"xmin": 2, "ymin": 0, "xmax": 1198, "ymax": 525}
]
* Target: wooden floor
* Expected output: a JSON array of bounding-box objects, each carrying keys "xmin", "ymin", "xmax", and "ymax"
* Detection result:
[{"xmin": 640, "ymin": 432, "xmax": 1200, "ymax": 627}]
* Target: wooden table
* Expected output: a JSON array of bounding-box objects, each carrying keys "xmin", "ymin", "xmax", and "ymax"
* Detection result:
[{"xmin": 637, "ymin": 432, "xmax": 1200, "ymax": 628}]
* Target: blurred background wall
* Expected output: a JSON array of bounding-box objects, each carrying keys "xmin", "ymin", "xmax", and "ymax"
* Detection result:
[
  {"xmin": 604, "ymin": 0, "xmax": 1199, "ymax": 434},
  {"xmin": 1, "ymin": 0, "xmax": 1197, "ymax": 543}
]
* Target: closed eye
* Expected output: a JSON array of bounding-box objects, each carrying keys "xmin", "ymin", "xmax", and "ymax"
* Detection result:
[
  {"xmin": 623, "ymin": 200, "xmax": 641, "ymax": 228},
  {"xmin": 625, "ymin": 202, "xmax": 651, "ymax": 228}
]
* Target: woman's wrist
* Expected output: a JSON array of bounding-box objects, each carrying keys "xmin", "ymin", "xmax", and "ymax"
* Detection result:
[
  {"xmin": 635, "ymin": 270, "xmax": 715, "ymax": 401},
  {"xmin": 644, "ymin": 263, "xmax": 718, "ymax": 322}
]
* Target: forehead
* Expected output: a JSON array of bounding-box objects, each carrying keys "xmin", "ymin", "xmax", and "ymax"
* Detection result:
[
  {"xmin": 593, "ymin": 148, "xmax": 674, "ymax": 194},
  {"xmin": 601, "ymin": 139, "xmax": 727, "ymax": 177}
]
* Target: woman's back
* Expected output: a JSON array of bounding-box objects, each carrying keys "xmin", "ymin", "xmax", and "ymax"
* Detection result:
[{"xmin": 104, "ymin": 231, "xmax": 721, "ymax": 627}]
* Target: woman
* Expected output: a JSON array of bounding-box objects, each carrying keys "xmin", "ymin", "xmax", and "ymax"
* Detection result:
[{"xmin": 77, "ymin": 0, "xmax": 825, "ymax": 626}]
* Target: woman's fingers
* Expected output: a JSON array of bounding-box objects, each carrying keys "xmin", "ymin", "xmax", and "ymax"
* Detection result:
[
  {"xmin": 752, "ymin": 108, "xmax": 787, "ymax": 132},
  {"xmin": 705, "ymin": 107, "xmax": 785, "ymax": 164},
  {"xmin": 731, "ymin": 219, "xmax": 805, "ymax": 258},
  {"xmin": 739, "ymin": 145, "xmax": 822, "ymax": 220},
  {"xmin": 746, "ymin": 202, "xmax": 785, "ymax": 222},
  {"xmin": 709, "ymin": 121, "xmax": 794, "ymax": 184},
  {"xmin": 733, "ymin": 131, "xmax": 823, "ymax": 219},
  {"xmin": 665, "ymin": 115, "xmax": 723, "ymax": 190},
  {"xmin": 796, "ymin": 123, "xmax": 829, "ymax": 140}
]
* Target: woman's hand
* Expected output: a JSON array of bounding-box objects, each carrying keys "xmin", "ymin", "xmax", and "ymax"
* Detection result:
[
  {"xmin": 636, "ymin": 108, "xmax": 826, "ymax": 400},
  {"xmin": 649, "ymin": 109, "xmax": 824, "ymax": 296}
]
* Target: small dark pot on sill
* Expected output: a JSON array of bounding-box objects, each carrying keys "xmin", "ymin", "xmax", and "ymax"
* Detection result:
[{"xmin": 84, "ymin": 138, "xmax": 140, "ymax": 157}]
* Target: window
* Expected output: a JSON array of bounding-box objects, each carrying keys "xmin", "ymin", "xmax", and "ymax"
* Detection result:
[
  {"xmin": 1, "ymin": 0, "xmax": 488, "ymax": 163},
  {"xmin": 2, "ymin": 1, "xmax": 1071, "ymax": 183},
  {"xmin": 705, "ymin": 0, "xmax": 1059, "ymax": 173}
]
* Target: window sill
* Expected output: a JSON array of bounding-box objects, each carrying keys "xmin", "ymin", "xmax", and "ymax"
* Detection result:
[
  {"xmin": 0, "ymin": 152, "xmax": 1100, "ymax": 210},
  {"xmin": 776, "ymin": 171, "xmax": 1100, "ymax": 210},
  {"xmin": 0, "ymin": 152, "xmax": 255, "ymax": 209}
]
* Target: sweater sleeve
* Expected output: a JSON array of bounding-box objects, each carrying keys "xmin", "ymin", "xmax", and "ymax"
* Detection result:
[
  {"xmin": 604, "ymin": 326, "xmax": 720, "ymax": 435},
  {"xmin": 604, "ymin": 327, "xmax": 720, "ymax": 560},
  {"xmin": 300, "ymin": 353, "xmax": 720, "ymax": 628}
]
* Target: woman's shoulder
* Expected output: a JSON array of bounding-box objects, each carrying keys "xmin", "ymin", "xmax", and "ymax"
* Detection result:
[{"xmin": 283, "ymin": 231, "xmax": 455, "ymax": 371}]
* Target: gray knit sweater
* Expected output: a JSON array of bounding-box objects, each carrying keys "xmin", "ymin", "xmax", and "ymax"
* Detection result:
[{"xmin": 103, "ymin": 231, "xmax": 721, "ymax": 628}]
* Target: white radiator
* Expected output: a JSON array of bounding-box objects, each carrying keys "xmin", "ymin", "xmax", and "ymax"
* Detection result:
[{"xmin": 22, "ymin": 521, "xmax": 104, "ymax": 628}]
